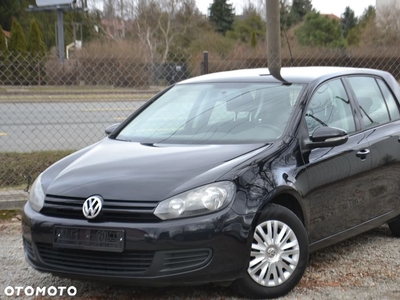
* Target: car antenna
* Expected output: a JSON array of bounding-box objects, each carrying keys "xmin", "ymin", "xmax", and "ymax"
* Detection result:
[{"xmin": 269, "ymin": 67, "xmax": 290, "ymax": 85}]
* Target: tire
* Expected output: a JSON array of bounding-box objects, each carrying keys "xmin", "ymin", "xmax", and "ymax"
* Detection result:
[
  {"xmin": 232, "ymin": 204, "xmax": 309, "ymax": 299},
  {"xmin": 388, "ymin": 215, "xmax": 400, "ymax": 237}
]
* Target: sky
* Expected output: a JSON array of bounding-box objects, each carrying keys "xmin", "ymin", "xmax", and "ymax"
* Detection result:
[{"xmin": 196, "ymin": 0, "xmax": 377, "ymax": 17}]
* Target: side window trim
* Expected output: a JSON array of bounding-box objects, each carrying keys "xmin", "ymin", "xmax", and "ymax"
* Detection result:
[
  {"xmin": 340, "ymin": 77, "xmax": 363, "ymax": 131},
  {"xmin": 376, "ymin": 78, "xmax": 400, "ymax": 121},
  {"xmin": 376, "ymin": 76, "xmax": 400, "ymax": 109},
  {"xmin": 375, "ymin": 77, "xmax": 391, "ymax": 120}
]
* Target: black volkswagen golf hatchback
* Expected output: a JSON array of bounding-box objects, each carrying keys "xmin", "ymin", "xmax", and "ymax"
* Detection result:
[{"xmin": 22, "ymin": 67, "xmax": 400, "ymax": 299}]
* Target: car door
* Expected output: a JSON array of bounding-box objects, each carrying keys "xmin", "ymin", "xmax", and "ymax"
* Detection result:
[
  {"xmin": 346, "ymin": 76, "xmax": 400, "ymax": 218},
  {"xmin": 302, "ymin": 78, "xmax": 372, "ymax": 244}
]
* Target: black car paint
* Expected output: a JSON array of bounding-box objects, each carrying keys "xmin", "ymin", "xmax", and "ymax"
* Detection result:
[
  {"xmin": 367, "ymin": 124, "xmax": 400, "ymax": 218},
  {"xmin": 22, "ymin": 68, "xmax": 400, "ymax": 284},
  {"xmin": 22, "ymin": 203, "xmax": 251, "ymax": 285},
  {"xmin": 42, "ymin": 139, "xmax": 267, "ymax": 201}
]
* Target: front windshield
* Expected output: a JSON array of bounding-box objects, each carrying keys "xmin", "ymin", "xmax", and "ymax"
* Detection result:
[{"xmin": 117, "ymin": 82, "xmax": 304, "ymax": 144}]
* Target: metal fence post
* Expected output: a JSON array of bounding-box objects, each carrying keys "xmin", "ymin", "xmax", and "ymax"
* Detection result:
[
  {"xmin": 202, "ymin": 51, "xmax": 208, "ymax": 75},
  {"xmin": 57, "ymin": 8, "xmax": 65, "ymax": 63}
]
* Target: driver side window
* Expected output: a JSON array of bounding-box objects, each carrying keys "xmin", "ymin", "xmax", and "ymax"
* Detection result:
[{"xmin": 306, "ymin": 79, "xmax": 355, "ymax": 136}]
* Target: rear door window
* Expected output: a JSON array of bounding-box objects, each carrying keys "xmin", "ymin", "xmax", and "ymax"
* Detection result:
[
  {"xmin": 347, "ymin": 77, "xmax": 391, "ymax": 127},
  {"xmin": 376, "ymin": 79, "xmax": 400, "ymax": 121}
]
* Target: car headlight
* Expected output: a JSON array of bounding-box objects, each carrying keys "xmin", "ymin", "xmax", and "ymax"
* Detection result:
[
  {"xmin": 28, "ymin": 173, "xmax": 45, "ymax": 212},
  {"xmin": 154, "ymin": 181, "xmax": 236, "ymax": 220}
]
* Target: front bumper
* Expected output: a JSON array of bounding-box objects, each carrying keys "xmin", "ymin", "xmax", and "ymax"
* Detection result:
[{"xmin": 22, "ymin": 203, "xmax": 254, "ymax": 286}]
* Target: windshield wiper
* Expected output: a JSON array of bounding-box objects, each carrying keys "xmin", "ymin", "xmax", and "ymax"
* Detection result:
[
  {"xmin": 334, "ymin": 96, "xmax": 376, "ymax": 125},
  {"xmin": 358, "ymin": 106, "xmax": 375, "ymax": 125},
  {"xmin": 305, "ymin": 113, "xmax": 328, "ymax": 127},
  {"xmin": 115, "ymin": 137, "xmax": 131, "ymax": 142},
  {"xmin": 334, "ymin": 96, "xmax": 350, "ymax": 104}
]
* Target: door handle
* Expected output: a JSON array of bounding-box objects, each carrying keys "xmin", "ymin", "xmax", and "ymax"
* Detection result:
[{"xmin": 356, "ymin": 149, "xmax": 370, "ymax": 158}]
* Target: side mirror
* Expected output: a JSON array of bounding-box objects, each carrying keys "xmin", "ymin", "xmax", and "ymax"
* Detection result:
[
  {"xmin": 105, "ymin": 123, "xmax": 120, "ymax": 135},
  {"xmin": 306, "ymin": 127, "xmax": 349, "ymax": 149}
]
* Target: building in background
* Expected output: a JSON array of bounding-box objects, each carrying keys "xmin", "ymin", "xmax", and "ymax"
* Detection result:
[{"xmin": 321, "ymin": 14, "xmax": 340, "ymax": 21}]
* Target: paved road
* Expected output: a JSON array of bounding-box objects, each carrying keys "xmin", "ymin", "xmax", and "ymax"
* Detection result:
[{"xmin": 0, "ymin": 101, "xmax": 146, "ymax": 152}]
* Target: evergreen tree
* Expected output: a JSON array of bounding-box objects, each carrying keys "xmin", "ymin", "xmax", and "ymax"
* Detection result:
[
  {"xmin": 0, "ymin": 0, "xmax": 97, "ymax": 50},
  {"xmin": 9, "ymin": 20, "xmax": 28, "ymax": 85},
  {"xmin": 341, "ymin": 7, "xmax": 357, "ymax": 38},
  {"xmin": 226, "ymin": 12, "xmax": 265, "ymax": 43},
  {"xmin": 209, "ymin": 0, "xmax": 235, "ymax": 35},
  {"xmin": 280, "ymin": 0, "xmax": 313, "ymax": 29},
  {"xmin": 0, "ymin": 25, "xmax": 8, "ymax": 59},
  {"xmin": 0, "ymin": 25, "xmax": 9, "ymax": 84},
  {"xmin": 280, "ymin": 0, "xmax": 292, "ymax": 29},
  {"xmin": 290, "ymin": 0, "xmax": 313, "ymax": 24},
  {"xmin": 358, "ymin": 5, "xmax": 375, "ymax": 27},
  {"xmin": 0, "ymin": 0, "xmax": 21, "ymax": 31},
  {"xmin": 27, "ymin": 19, "xmax": 46, "ymax": 85},
  {"xmin": 295, "ymin": 12, "xmax": 346, "ymax": 48},
  {"xmin": 346, "ymin": 27, "xmax": 361, "ymax": 46},
  {"xmin": 250, "ymin": 31, "xmax": 257, "ymax": 48},
  {"xmin": 9, "ymin": 20, "xmax": 27, "ymax": 56},
  {"xmin": 27, "ymin": 19, "xmax": 46, "ymax": 57},
  {"xmin": 346, "ymin": 6, "xmax": 375, "ymax": 46}
]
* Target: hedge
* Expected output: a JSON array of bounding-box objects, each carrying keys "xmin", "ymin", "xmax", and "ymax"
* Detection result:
[{"xmin": 0, "ymin": 150, "xmax": 73, "ymax": 187}]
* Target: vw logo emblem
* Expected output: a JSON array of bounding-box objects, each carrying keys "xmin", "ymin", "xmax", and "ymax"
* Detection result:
[{"xmin": 82, "ymin": 195, "xmax": 103, "ymax": 219}]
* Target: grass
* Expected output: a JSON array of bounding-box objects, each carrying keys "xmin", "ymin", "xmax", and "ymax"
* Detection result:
[
  {"xmin": 0, "ymin": 85, "xmax": 164, "ymax": 93},
  {"xmin": 0, "ymin": 150, "xmax": 74, "ymax": 188},
  {"xmin": 0, "ymin": 94, "xmax": 150, "ymax": 102},
  {"xmin": 0, "ymin": 184, "xmax": 25, "ymax": 191},
  {"xmin": 27, "ymin": 86, "xmax": 139, "ymax": 91},
  {"xmin": 0, "ymin": 210, "xmax": 20, "ymax": 221},
  {"xmin": 0, "ymin": 85, "xmax": 163, "ymax": 102}
]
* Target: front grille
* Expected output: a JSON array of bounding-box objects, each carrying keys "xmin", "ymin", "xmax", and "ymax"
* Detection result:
[
  {"xmin": 161, "ymin": 249, "xmax": 212, "ymax": 272},
  {"xmin": 36, "ymin": 243, "xmax": 154, "ymax": 275},
  {"xmin": 41, "ymin": 195, "xmax": 160, "ymax": 222},
  {"xmin": 23, "ymin": 239, "xmax": 35, "ymax": 260}
]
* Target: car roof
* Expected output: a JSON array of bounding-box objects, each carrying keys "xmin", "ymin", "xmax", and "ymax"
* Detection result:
[{"xmin": 178, "ymin": 67, "xmax": 388, "ymax": 84}]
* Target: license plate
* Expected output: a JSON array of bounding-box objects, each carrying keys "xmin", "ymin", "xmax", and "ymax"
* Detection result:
[{"xmin": 53, "ymin": 227, "xmax": 124, "ymax": 252}]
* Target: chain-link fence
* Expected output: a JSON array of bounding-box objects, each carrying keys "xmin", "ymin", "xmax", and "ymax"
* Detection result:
[{"xmin": 1, "ymin": 46, "xmax": 400, "ymax": 200}]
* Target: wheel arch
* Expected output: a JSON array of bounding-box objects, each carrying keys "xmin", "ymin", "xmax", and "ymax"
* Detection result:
[
  {"xmin": 270, "ymin": 193, "xmax": 305, "ymax": 224},
  {"xmin": 255, "ymin": 189, "xmax": 307, "ymax": 230},
  {"xmin": 234, "ymin": 200, "xmax": 310, "ymax": 299}
]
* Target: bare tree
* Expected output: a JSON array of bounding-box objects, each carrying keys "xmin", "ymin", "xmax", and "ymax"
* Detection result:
[
  {"xmin": 133, "ymin": 0, "xmax": 196, "ymax": 63},
  {"xmin": 118, "ymin": 0, "xmax": 126, "ymax": 38},
  {"xmin": 158, "ymin": 0, "xmax": 189, "ymax": 62},
  {"xmin": 90, "ymin": 0, "xmax": 200, "ymax": 62},
  {"xmin": 134, "ymin": 0, "xmax": 161, "ymax": 63},
  {"xmin": 363, "ymin": 3, "xmax": 400, "ymax": 46},
  {"xmin": 376, "ymin": 1, "xmax": 400, "ymax": 32},
  {"xmin": 100, "ymin": 0, "xmax": 128, "ymax": 39}
]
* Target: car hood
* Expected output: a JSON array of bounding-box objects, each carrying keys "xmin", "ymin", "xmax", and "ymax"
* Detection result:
[{"xmin": 43, "ymin": 138, "xmax": 268, "ymax": 201}]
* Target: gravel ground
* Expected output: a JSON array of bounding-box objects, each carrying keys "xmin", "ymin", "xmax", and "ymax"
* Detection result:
[{"xmin": 1, "ymin": 218, "xmax": 399, "ymax": 300}]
